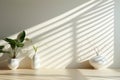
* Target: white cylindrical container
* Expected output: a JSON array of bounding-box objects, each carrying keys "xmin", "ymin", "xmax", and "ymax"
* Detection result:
[
  {"xmin": 8, "ymin": 58, "xmax": 19, "ymax": 70},
  {"xmin": 32, "ymin": 54, "xmax": 40, "ymax": 69}
]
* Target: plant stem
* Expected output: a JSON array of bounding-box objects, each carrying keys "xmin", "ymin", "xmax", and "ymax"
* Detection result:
[
  {"xmin": 13, "ymin": 48, "xmax": 16, "ymax": 58},
  {"xmin": 94, "ymin": 48, "xmax": 99, "ymax": 56}
]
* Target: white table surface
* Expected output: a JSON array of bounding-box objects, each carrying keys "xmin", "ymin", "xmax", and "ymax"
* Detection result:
[{"xmin": 0, "ymin": 68, "xmax": 120, "ymax": 80}]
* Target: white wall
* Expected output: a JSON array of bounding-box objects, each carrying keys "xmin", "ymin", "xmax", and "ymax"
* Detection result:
[
  {"xmin": 0, "ymin": 0, "xmax": 115, "ymax": 69},
  {"xmin": 113, "ymin": 0, "xmax": 120, "ymax": 68}
]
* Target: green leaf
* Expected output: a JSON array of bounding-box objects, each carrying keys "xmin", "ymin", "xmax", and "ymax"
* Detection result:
[
  {"xmin": 0, "ymin": 46, "xmax": 4, "ymax": 53},
  {"xmin": 0, "ymin": 50, "xmax": 10, "ymax": 53},
  {"xmin": 0, "ymin": 46, "xmax": 4, "ymax": 49},
  {"xmin": 15, "ymin": 40, "xmax": 24, "ymax": 47},
  {"xmin": 33, "ymin": 45, "xmax": 38, "ymax": 53},
  {"xmin": 0, "ymin": 49, "xmax": 4, "ymax": 53},
  {"xmin": 17, "ymin": 31, "xmax": 26, "ymax": 42},
  {"xmin": 4, "ymin": 38, "xmax": 16, "ymax": 49}
]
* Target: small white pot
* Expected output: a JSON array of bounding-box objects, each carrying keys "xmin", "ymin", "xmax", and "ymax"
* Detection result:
[
  {"xmin": 89, "ymin": 56, "xmax": 107, "ymax": 69},
  {"xmin": 32, "ymin": 54, "xmax": 40, "ymax": 69},
  {"xmin": 8, "ymin": 58, "xmax": 19, "ymax": 70}
]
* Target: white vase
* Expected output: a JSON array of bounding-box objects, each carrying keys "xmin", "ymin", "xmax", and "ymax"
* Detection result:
[
  {"xmin": 8, "ymin": 58, "xmax": 19, "ymax": 70},
  {"xmin": 89, "ymin": 55, "xmax": 107, "ymax": 69},
  {"xmin": 32, "ymin": 54, "xmax": 40, "ymax": 69}
]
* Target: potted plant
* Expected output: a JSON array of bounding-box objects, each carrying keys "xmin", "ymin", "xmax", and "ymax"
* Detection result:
[
  {"xmin": 32, "ymin": 45, "xmax": 40, "ymax": 69},
  {"xmin": 25, "ymin": 38, "xmax": 40, "ymax": 69},
  {"xmin": 0, "ymin": 31, "xmax": 26, "ymax": 70},
  {"xmin": 89, "ymin": 47, "xmax": 107, "ymax": 69}
]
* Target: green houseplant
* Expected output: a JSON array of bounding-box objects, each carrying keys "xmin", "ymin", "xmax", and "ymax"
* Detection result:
[
  {"xmin": 0, "ymin": 30, "xmax": 26, "ymax": 58},
  {"xmin": 0, "ymin": 31, "xmax": 26, "ymax": 70}
]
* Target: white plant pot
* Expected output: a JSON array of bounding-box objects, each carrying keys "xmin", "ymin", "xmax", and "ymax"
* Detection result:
[
  {"xmin": 32, "ymin": 54, "xmax": 40, "ymax": 69},
  {"xmin": 89, "ymin": 56, "xmax": 107, "ymax": 69},
  {"xmin": 8, "ymin": 58, "xmax": 19, "ymax": 70}
]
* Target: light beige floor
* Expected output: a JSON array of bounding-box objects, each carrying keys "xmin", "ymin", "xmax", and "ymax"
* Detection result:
[{"xmin": 0, "ymin": 68, "xmax": 120, "ymax": 80}]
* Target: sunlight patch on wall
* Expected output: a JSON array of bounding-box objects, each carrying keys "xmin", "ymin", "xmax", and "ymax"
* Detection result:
[{"xmin": 23, "ymin": 0, "xmax": 114, "ymax": 68}]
